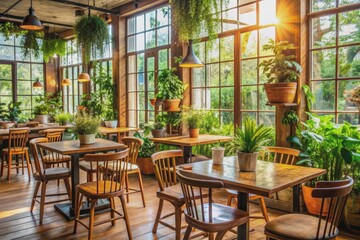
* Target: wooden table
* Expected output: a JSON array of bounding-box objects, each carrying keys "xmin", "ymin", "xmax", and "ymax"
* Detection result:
[
  {"xmin": 98, "ymin": 127, "xmax": 137, "ymax": 143},
  {"xmin": 0, "ymin": 124, "xmax": 72, "ymax": 139},
  {"xmin": 37, "ymin": 138, "xmax": 126, "ymax": 220},
  {"xmin": 151, "ymin": 134, "xmax": 232, "ymax": 163},
  {"xmin": 183, "ymin": 157, "xmax": 326, "ymax": 240}
]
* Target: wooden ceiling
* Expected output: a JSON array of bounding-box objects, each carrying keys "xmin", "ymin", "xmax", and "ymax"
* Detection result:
[{"xmin": 0, "ymin": 0, "xmax": 133, "ymax": 32}]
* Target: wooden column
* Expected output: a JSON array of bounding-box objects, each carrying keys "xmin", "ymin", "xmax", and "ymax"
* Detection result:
[{"xmin": 44, "ymin": 59, "xmax": 58, "ymax": 95}]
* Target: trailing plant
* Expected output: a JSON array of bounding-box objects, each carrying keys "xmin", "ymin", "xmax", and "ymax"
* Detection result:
[
  {"xmin": 1, "ymin": 102, "xmax": 22, "ymax": 122},
  {"xmin": 55, "ymin": 112, "xmax": 73, "ymax": 125},
  {"xmin": 0, "ymin": 22, "xmax": 25, "ymax": 40},
  {"xmin": 156, "ymin": 68, "xmax": 187, "ymax": 100},
  {"xmin": 42, "ymin": 32, "xmax": 66, "ymax": 62},
  {"xmin": 73, "ymin": 112, "xmax": 101, "ymax": 135},
  {"xmin": 258, "ymin": 40, "xmax": 302, "ymax": 83},
  {"xmin": 133, "ymin": 131, "xmax": 156, "ymax": 158},
  {"xmin": 74, "ymin": 15, "xmax": 110, "ymax": 65},
  {"xmin": 171, "ymin": 0, "xmax": 222, "ymax": 42},
  {"xmin": 302, "ymin": 84, "xmax": 315, "ymax": 111},
  {"xmin": 181, "ymin": 107, "xmax": 203, "ymax": 129},
  {"xmin": 228, "ymin": 117, "xmax": 273, "ymax": 154},
  {"xmin": 281, "ymin": 110, "xmax": 299, "ymax": 125},
  {"xmin": 20, "ymin": 30, "xmax": 43, "ymax": 59}
]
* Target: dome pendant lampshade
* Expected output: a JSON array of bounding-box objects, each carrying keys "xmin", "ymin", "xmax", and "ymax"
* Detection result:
[
  {"xmin": 21, "ymin": 0, "xmax": 42, "ymax": 30},
  {"xmin": 33, "ymin": 79, "xmax": 44, "ymax": 88},
  {"xmin": 78, "ymin": 72, "xmax": 90, "ymax": 82},
  {"xmin": 62, "ymin": 78, "xmax": 71, "ymax": 86},
  {"xmin": 179, "ymin": 40, "xmax": 204, "ymax": 68}
]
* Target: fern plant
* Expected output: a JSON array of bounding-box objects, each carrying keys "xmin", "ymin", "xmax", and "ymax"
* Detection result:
[{"xmin": 42, "ymin": 32, "xmax": 66, "ymax": 62}]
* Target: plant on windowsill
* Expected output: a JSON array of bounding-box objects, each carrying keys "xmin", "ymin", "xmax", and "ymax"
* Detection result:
[
  {"xmin": 156, "ymin": 68, "xmax": 187, "ymax": 111},
  {"xmin": 139, "ymin": 121, "xmax": 166, "ymax": 138},
  {"xmin": 73, "ymin": 112, "xmax": 101, "ymax": 145},
  {"xmin": 258, "ymin": 40, "xmax": 302, "ymax": 104},
  {"xmin": 181, "ymin": 107, "xmax": 203, "ymax": 138},
  {"xmin": 228, "ymin": 117, "xmax": 273, "ymax": 172},
  {"xmin": 133, "ymin": 131, "xmax": 156, "ymax": 174}
]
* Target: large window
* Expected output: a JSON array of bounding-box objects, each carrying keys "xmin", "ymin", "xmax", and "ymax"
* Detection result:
[
  {"xmin": 126, "ymin": 5, "xmax": 171, "ymax": 127},
  {"xmin": 0, "ymin": 34, "xmax": 44, "ymax": 118},
  {"xmin": 309, "ymin": 0, "xmax": 360, "ymax": 124}
]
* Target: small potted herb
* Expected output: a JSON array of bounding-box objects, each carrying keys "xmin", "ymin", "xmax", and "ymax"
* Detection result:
[
  {"xmin": 73, "ymin": 113, "xmax": 101, "ymax": 145},
  {"xmin": 139, "ymin": 121, "xmax": 166, "ymax": 138},
  {"xmin": 181, "ymin": 107, "xmax": 203, "ymax": 138},
  {"xmin": 104, "ymin": 108, "xmax": 118, "ymax": 128},
  {"xmin": 54, "ymin": 112, "xmax": 73, "ymax": 126}
]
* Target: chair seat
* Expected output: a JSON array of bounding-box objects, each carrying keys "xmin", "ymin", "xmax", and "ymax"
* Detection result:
[
  {"xmin": 79, "ymin": 161, "xmax": 97, "ymax": 172},
  {"xmin": 226, "ymin": 189, "xmax": 260, "ymax": 199},
  {"xmin": 185, "ymin": 203, "xmax": 249, "ymax": 232},
  {"xmin": 33, "ymin": 167, "xmax": 71, "ymax": 181},
  {"xmin": 43, "ymin": 154, "xmax": 71, "ymax": 164},
  {"xmin": 157, "ymin": 184, "xmax": 206, "ymax": 207},
  {"xmin": 77, "ymin": 180, "xmax": 124, "ymax": 199},
  {"xmin": 2, "ymin": 147, "xmax": 28, "ymax": 153},
  {"xmin": 265, "ymin": 214, "xmax": 339, "ymax": 240}
]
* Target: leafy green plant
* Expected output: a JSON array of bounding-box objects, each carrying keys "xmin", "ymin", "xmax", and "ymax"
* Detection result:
[
  {"xmin": 0, "ymin": 103, "xmax": 7, "ymax": 121},
  {"xmin": 181, "ymin": 107, "xmax": 203, "ymax": 129},
  {"xmin": 55, "ymin": 112, "xmax": 73, "ymax": 125},
  {"xmin": 302, "ymin": 85, "xmax": 315, "ymax": 111},
  {"xmin": 139, "ymin": 121, "xmax": 166, "ymax": 136},
  {"xmin": 33, "ymin": 104, "xmax": 49, "ymax": 115},
  {"xmin": 20, "ymin": 30, "xmax": 43, "ymax": 59},
  {"xmin": 74, "ymin": 15, "xmax": 110, "ymax": 65},
  {"xmin": 133, "ymin": 131, "xmax": 156, "ymax": 158},
  {"xmin": 156, "ymin": 68, "xmax": 187, "ymax": 100},
  {"xmin": 42, "ymin": 32, "xmax": 66, "ymax": 62},
  {"xmin": 171, "ymin": 0, "xmax": 221, "ymax": 42},
  {"xmin": 1, "ymin": 102, "xmax": 22, "ymax": 122},
  {"xmin": 0, "ymin": 22, "xmax": 25, "ymax": 40},
  {"xmin": 156, "ymin": 112, "xmax": 181, "ymax": 127},
  {"xmin": 258, "ymin": 40, "xmax": 302, "ymax": 83},
  {"xmin": 34, "ymin": 93, "xmax": 62, "ymax": 116},
  {"xmin": 228, "ymin": 117, "xmax": 273, "ymax": 153},
  {"xmin": 281, "ymin": 110, "xmax": 299, "ymax": 125},
  {"xmin": 73, "ymin": 113, "xmax": 101, "ymax": 135}
]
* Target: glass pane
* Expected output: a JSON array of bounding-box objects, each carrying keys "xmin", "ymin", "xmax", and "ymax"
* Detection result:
[
  {"xmin": 137, "ymin": 53, "xmax": 145, "ymax": 72},
  {"xmin": 0, "ymin": 35, "xmax": 14, "ymax": 45},
  {"xmin": 32, "ymin": 64, "xmax": 43, "ymax": 80},
  {"xmin": 137, "ymin": 92, "xmax": 145, "ymax": 110},
  {"xmin": 193, "ymin": 42, "xmax": 206, "ymax": 63},
  {"xmin": 206, "ymin": 63, "xmax": 219, "ymax": 87},
  {"xmin": 127, "ymin": 36, "xmax": 135, "ymax": 53},
  {"xmin": 206, "ymin": 39, "xmax": 220, "ymax": 63},
  {"xmin": 241, "ymin": 86, "xmax": 258, "ymax": 110},
  {"xmin": 136, "ymin": 15, "xmax": 144, "ymax": 33},
  {"xmin": 210, "ymin": 88, "xmax": 220, "ymax": 109},
  {"xmin": 312, "ymin": 15, "xmax": 336, "ymax": 48},
  {"xmin": 259, "ymin": 57, "xmax": 273, "ymax": 83},
  {"xmin": 260, "ymin": 85, "xmax": 273, "ymax": 110},
  {"xmin": 192, "ymin": 88, "xmax": 206, "ymax": 109},
  {"xmin": 138, "ymin": 111, "xmax": 145, "ymax": 124},
  {"xmin": 148, "ymin": 71, "xmax": 155, "ymax": 91},
  {"xmin": 241, "ymin": 30, "xmax": 257, "ymax": 58},
  {"xmin": 338, "ymin": 113, "xmax": 359, "ymax": 125},
  {"xmin": 241, "ymin": 59, "xmax": 257, "ymax": 85},
  {"xmin": 339, "ymin": 80, "xmax": 360, "ymax": 111},
  {"xmin": 0, "ymin": 80, "xmax": 12, "ymax": 96},
  {"xmin": 127, "ymin": 17, "xmax": 136, "ymax": 35},
  {"xmin": 128, "ymin": 93, "xmax": 136, "ymax": 109},
  {"xmin": 128, "ymin": 74, "xmax": 136, "ymax": 92},
  {"xmin": 128, "ymin": 110, "xmax": 136, "ymax": 127},
  {"xmin": 17, "ymin": 96, "xmax": 31, "ymax": 110},
  {"xmin": 145, "ymin": 30, "xmax": 156, "ymax": 49},
  {"xmin": 311, "ymin": 49, "xmax": 336, "ymax": 79},
  {"xmin": 339, "ymin": 10, "xmax": 360, "ymax": 45},
  {"xmin": 339, "ymin": 46, "xmax": 360, "ymax": 78},
  {"xmin": 145, "ymin": 11, "xmax": 156, "ymax": 30},
  {"xmin": 220, "ymin": 62, "xmax": 234, "ymax": 86},
  {"xmin": 0, "ymin": 45, "xmax": 14, "ymax": 61},
  {"xmin": 312, "ymin": 0, "xmax": 336, "ymax": 12},
  {"xmin": 239, "ymin": 3, "xmax": 256, "ymax": 27},
  {"xmin": 193, "ymin": 68, "xmax": 206, "ymax": 87},
  {"xmin": 157, "ymin": 27, "xmax": 169, "ymax": 46},
  {"xmin": 259, "ymin": 0, "xmax": 277, "ymax": 25},
  {"xmin": 136, "ymin": 33, "xmax": 145, "ymax": 51},
  {"xmin": 222, "ymin": 8, "xmax": 238, "ymax": 31},
  {"xmin": 128, "ymin": 55, "xmax": 136, "ymax": 73},
  {"xmin": 0, "ymin": 96, "xmax": 12, "ymax": 105},
  {"xmin": 158, "ymin": 49, "xmax": 168, "ymax": 70},
  {"xmin": 220, "ymin": 36, "xmax": 234, "ymax": 61},
  {"xmin": 339, "ymin": 0, "xmax": 359, "ymax": 5},
  {"xmin": 259, "ymin": 27, "xmax": 275, "ymax": 56},
  {"xmin": 15, "ymin": 47, "xmax": 30, "ymax": 61},
  {"xmin": 147, "ymin": 57, "xmax": 155, "ymax": 72},
  {"xmin": 17, "ymin": 63, "xmax": 31, "ymax": 80},
  {"xmin": 157, "ymin": 7, "xmax": 169, "ymax": 27},
  {"xmin": 221, "ymin": 111, "xmax": 234, "ymax": 125},
  {"xmin": 241, "ymin": 112, "xmax": 257, "ymax": 122},
  {"xmin": 312, "ymin": 81, "xmax": 335, "ymax": 110},
  {"xmin": 148, "ymin": 92, "xmax": 155, "ymax": 109},
  {"xmin": 0, "ymin": 64, "xmax": 12, "ymax": 80},
  {"xmin": 221, "ymin": 87, "xmax": 234, "ymax": 109},
  {"xmin": 259, "ymin": 112, "xmax": 275, "ymax": 126},
  {"xmin": 137, "ymin": 73, "xmax": 145, "ymax": 91}
]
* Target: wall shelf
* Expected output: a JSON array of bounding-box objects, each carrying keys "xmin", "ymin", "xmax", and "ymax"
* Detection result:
[{"xmin": 266, "ymin": 102, "xmax": 298, "ymax": 107}]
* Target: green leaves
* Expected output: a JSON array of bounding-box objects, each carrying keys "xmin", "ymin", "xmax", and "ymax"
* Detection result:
[
  {"xmin": 73, "ymin": 113, "xmax": 101, "ymax": 135},
  {"xmin": 156, "ymin": 68, "xmax": 186, "ymax": 100}
]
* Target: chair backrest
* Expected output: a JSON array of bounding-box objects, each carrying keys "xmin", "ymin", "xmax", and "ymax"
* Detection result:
[
  {"xmin": 177, "ymin": 170, "xmax": 224, "ymax": 222},
  {"xmin": 8, "ymin": 128, "xmax": 29, "ymax": 151},
  {"xmin": 312, "ymin": 177, "xmax": 353, "ymax": 239},
  {"xmin": 40, "ymin": 129, "xmax": 65, "ymax": 142},
  {"xmin": 151, "ymin": 150, "xmax": 183, "ymax": 191},
  {"xmin": 29, "ymin": 137, "xmax": 49, "ymax": 179},
  {"xmin": 260, "ymin": 146, "xmax": 300, "ymax": 165},
  {"xmin": 121, "ymin": 137, "xmax": 143, "ymax": 165},
  {"xmin": 84, "ymin": 149, "xmax": 130, "ymax": 195}
]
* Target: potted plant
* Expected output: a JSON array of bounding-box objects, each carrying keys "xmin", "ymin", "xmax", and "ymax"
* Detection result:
[
  {"xmin": 181, "ymin": 107, "xmax": 203, "ymax": 138},
  {"xmin": 156, "ymin": 68, "xmax": 187, "ymax": 111},
  {"xmin": 54, "ymin": 112, "xmax": 72, "ymax": 126},
  {"xmin": 258, "ymin": 40, "xmax": 302, "ymax": 103},
  {"xmin": 133, "ymin": 131, "xmax": 156, "ymax": 174},
  {"xmin": 104, "ymin": 108, "xmax": 118, "ymax": 128},
  {"xmin": 139, "ymin": 121, "xmax": 166, "ymax": 138},
  {"xmin": 73, "ymin": 113, "xmax": 101, "ymax": 145},
  {"xmin": 0, "ymin": 101, "xmax": 22, "ymax": 128},
  {"xmin": 33, "ymin": 103, "xmax": 49, "ymax": 124},
  {"xmin": 229, "ymin": 117, "xmax": 273, "ymax": 172}
]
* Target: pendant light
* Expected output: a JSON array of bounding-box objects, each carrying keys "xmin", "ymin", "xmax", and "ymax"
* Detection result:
[
  {"xmin": 62, "ymin": 67, "xmax": 71, "ymax": 86},
  {"xmin": 21, "ymin": 0, "xmax": 43, "ymax": 30},
  {"xmin": 179, "ymin": 40, "xmax": 204, "ymax": 68},
  {"xmin": 78, "ymin": 72, "xmax": 90, "ymax": 82},
  {"xmin": 33, "ymin": 78, "xmax": 44, "ymax": 88}
]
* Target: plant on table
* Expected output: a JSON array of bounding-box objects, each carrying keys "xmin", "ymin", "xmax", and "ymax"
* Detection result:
[
  {"xmin": 228, "ymin": 117, "xmax": 273, "ymax": 172},
  {"xmin": 73, "ymin": 112, "xmax": 101, "ymax": 145},
  {"xmin": 54, "ymin": 112, "xmax": 73, "ymax": 126},
  {"xmin": 258, "ymin": 40, "xmax": 302, "ymax": 103},
  {"xmin": 181, "ymin": 107, "xmax": 203, "ymax": 138}
]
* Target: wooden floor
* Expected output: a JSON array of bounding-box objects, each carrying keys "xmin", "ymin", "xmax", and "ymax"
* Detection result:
[{"xmin": 0, "ymin": 169, "xmax": 357, "ymax": 240}]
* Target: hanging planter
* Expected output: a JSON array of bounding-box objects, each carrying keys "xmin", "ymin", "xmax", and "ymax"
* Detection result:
[
  {"xmin": 74, "ymin": 14, "xmax": 110, "ymax": 65},
  {"xmin": 42, "ymin": 32, "xmax": 66, "ymax": 62},
  {"xmin": 20, "ymin": 30, "xmax": 43, "ymax": 59}
]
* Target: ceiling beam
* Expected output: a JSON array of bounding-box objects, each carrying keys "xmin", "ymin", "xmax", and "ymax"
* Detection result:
[
  {"xmin": 0, "ymin": 0, "xmax": 23, "ymax": 18},
  {"xmin": 119, "ymin": 0, "xmax": 168, "ymax": 17},
  {"xmin": 48, "ymin": 0, "xmax": 119, "ymax": 15},
  {"xmin": 0, "ymin": 14, "xmax": 73, "ymax": 28}
]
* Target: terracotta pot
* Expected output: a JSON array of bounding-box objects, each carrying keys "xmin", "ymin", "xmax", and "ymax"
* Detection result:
[
  {"xmin": 264, "ymin": 82, "xmax": 297, "ymax": 103},
  {"xmin": 237, "ymin": 152, "xmax": 258, "ymax": 172},
  {"xmin": 302, "ymin": 183, "xmax": 330, "ymax": 216},
  {"xmin": 150, "ymin": 99, "xmax": 156, "ymax": 107},
  {"xmin": 212, "ymin": 147, "xmax": 225, "ymax": 164},
  {"xmin": 344, "ymin": 194, "xmax": 360, "ymax": 234},
  {"xmin": 189, "ymin": 128, "xmax": 199, "ymax": 138},
  {"xmin": 155, "ymin": 98, "xmax": 163, "ymax": 106},
  {"xmin": 104, "ymin": 120, "xmax": 118, "ymax": 128},
  {"xmin": 162, "ymin": 99, "xmax": 181, "ymax": 111},
  {"xmin": 151, "ymin": 128, "xmax": 166, "ymax": 138},
  {"xmin": 137, "ymin": 157, "xmax": 154, "ymax": 175},
  {"xmin": 79, "ymin": 134, "xmax": 96, "ymax": 145}
]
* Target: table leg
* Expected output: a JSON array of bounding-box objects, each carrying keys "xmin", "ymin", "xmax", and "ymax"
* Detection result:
[
  {"xmin": 183, "ymin": 146, "xmax": 192, "ymax": 163},
  {"xmin": 293, "ymin": 184, "xmax": 300, "ymax": 213},
  {"xmin": 71, "ymin": 154, "xmax": 80, "ymax": 210},
  {"xmin": 237, "ymin": 191, "xmax": 249, "ymax": 240}
]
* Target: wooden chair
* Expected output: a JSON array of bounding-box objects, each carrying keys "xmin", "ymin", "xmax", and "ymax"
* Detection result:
[
  {"xmin": 73, "ymin": 149, "xmax": 132, "ymax": 240},
  {"xmin": 29, "ymin": 138, "xmax": 71, "ymax": 224},
  {"xmin": 40, "ymin": 129, "xmax": 70, "ymax": 168},
  {"xmin": 151, "ymin": 150, "xmax": 185, "ymax": 240},
  {"xmin": 122, "ymin": 137, "xmax": 146, "ymax": 207},
  {"xmin": 265, "ymin": 177, "xmax": 354, "ymax": 240},
  {"xmin": 0, "ymin": 128, "xmax": 32, "ymax": 181},
  {"xmin": 177, "ymin": 170, "xmax": 249, "ymax": 239},
  {"xmin": 226, "ymin": 146, "xmax": 300, "ymax": 223}
]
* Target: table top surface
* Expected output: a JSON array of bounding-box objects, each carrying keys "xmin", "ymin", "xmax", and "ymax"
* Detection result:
[
  {"xmin": 0, "ymin": 124, "xmax": 72, "ymax": 136},
  {"xmin": 151, "ymin": 134, "xmax": 232, "ymax": 147},
  {"xmin": 98, "ymin": 127, "xmax": 138, "ymax": 134},
  {"xmin": 37, "ymin": 138, "xmax": 126, "ymax": 155},
  {"xmin": 182, "ymin": 157, "xmax": 326, "ymax": 197}
]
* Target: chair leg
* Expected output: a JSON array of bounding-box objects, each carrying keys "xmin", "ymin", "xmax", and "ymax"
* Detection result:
[
  {"xmin": 25, "ymin": 151, "xmax": 31, "ymax": 182},
  {"xmin": 209, "ymin": 232, "xmax": 215, "ymax": 240},
  {"xmin": 39, "ymin": 181, "xmax": 47, "ymax": 224},
  {"xmin": 0, "ymin": 153, "xmax": 4, "ymax": 177},
  {"xmin": 73, "ymin": 190, "xmax": 83, "ymax": 233},
  {"xmin": 7, "ymin": 153, "xmax": 12, "ymax": 181},
  {"xmin": 64, "ymin": 178, "xmax": 72, "ymax": 200},
  {"xmin": 152, "ymin": 199, "xmax": 164, "ymax": 233},
  {"xmin": 20, "ymin": 155, "xmax": 23, "ymax": 174},
  {"xmin": 125, "ymin": 173, "xmax": 130, "ymax": 203},
  {"xmin": 30, "ymin": 181, "xmax": 41, "ymax": 212},
  {"xmin": 174, "ymin": 206, "xmax": 182, "ymax": 240},
  {"xmin": 88, "ymin": 199, "xmax": 97, "ymax": 240},
  {"xmin": 110, "ymin": 198, "xmax": 115, "ymax": 226},
  {"xmin": 259, "ymin": 197, "xmax": 269, "ymax": 222},
  {"xmin": 137, "ymin": 170, "xmax": 146, "ymax": 207},
  {"xmin": 120, "ymin": 195, "xmax": 132, "ymax": 240},
  {"xmin": 215, "ymin": 231, "xmax": 227, "ymax": 240},
  {"xmin": 183, "ymin": 225, "xmax": 192, "ymax": 240}
]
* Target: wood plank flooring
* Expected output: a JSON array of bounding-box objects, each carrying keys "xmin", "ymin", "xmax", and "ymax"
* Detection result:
[{"xmin": 0, "ymin": 169, "xmax": 357, "ymax": 240}]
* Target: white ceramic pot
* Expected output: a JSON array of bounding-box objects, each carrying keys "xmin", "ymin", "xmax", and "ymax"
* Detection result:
[
  {"xmin": 79, "ymin": 134, "xmax": 96, "ymax": 145},
  {"xmin": 237, "ymin": 152, "xmax": 258, "ymax": 172},
  {"xmin": 35, "ymin": 115, "xmax": 48, "ymax": 124},
  {"xmin": 104, "ymin": 120, "xmax": 118, "ymax": 128},
  {"xmin": 212, "ymin": 147, "xmax": 225, "ymax": 164}
]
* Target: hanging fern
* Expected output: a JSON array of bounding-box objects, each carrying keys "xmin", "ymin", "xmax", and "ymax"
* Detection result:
[
  {"xmin": 170, "ymin": 0, "xmax": 222, "ymax": 42},
  {"xmin": 20, "ymin": 30, "xmax": 43, "ymax": 59},
  {"xmin": 42, "ymin": 32, "xmax": 66, "ymax": 62},
  {"xmin": 0, "ymin": 22, "xmax": 25, "ymax": 40},
  {"xmin": 74, "ymin": 15, "xmax": 109, "ymax": 65}
]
